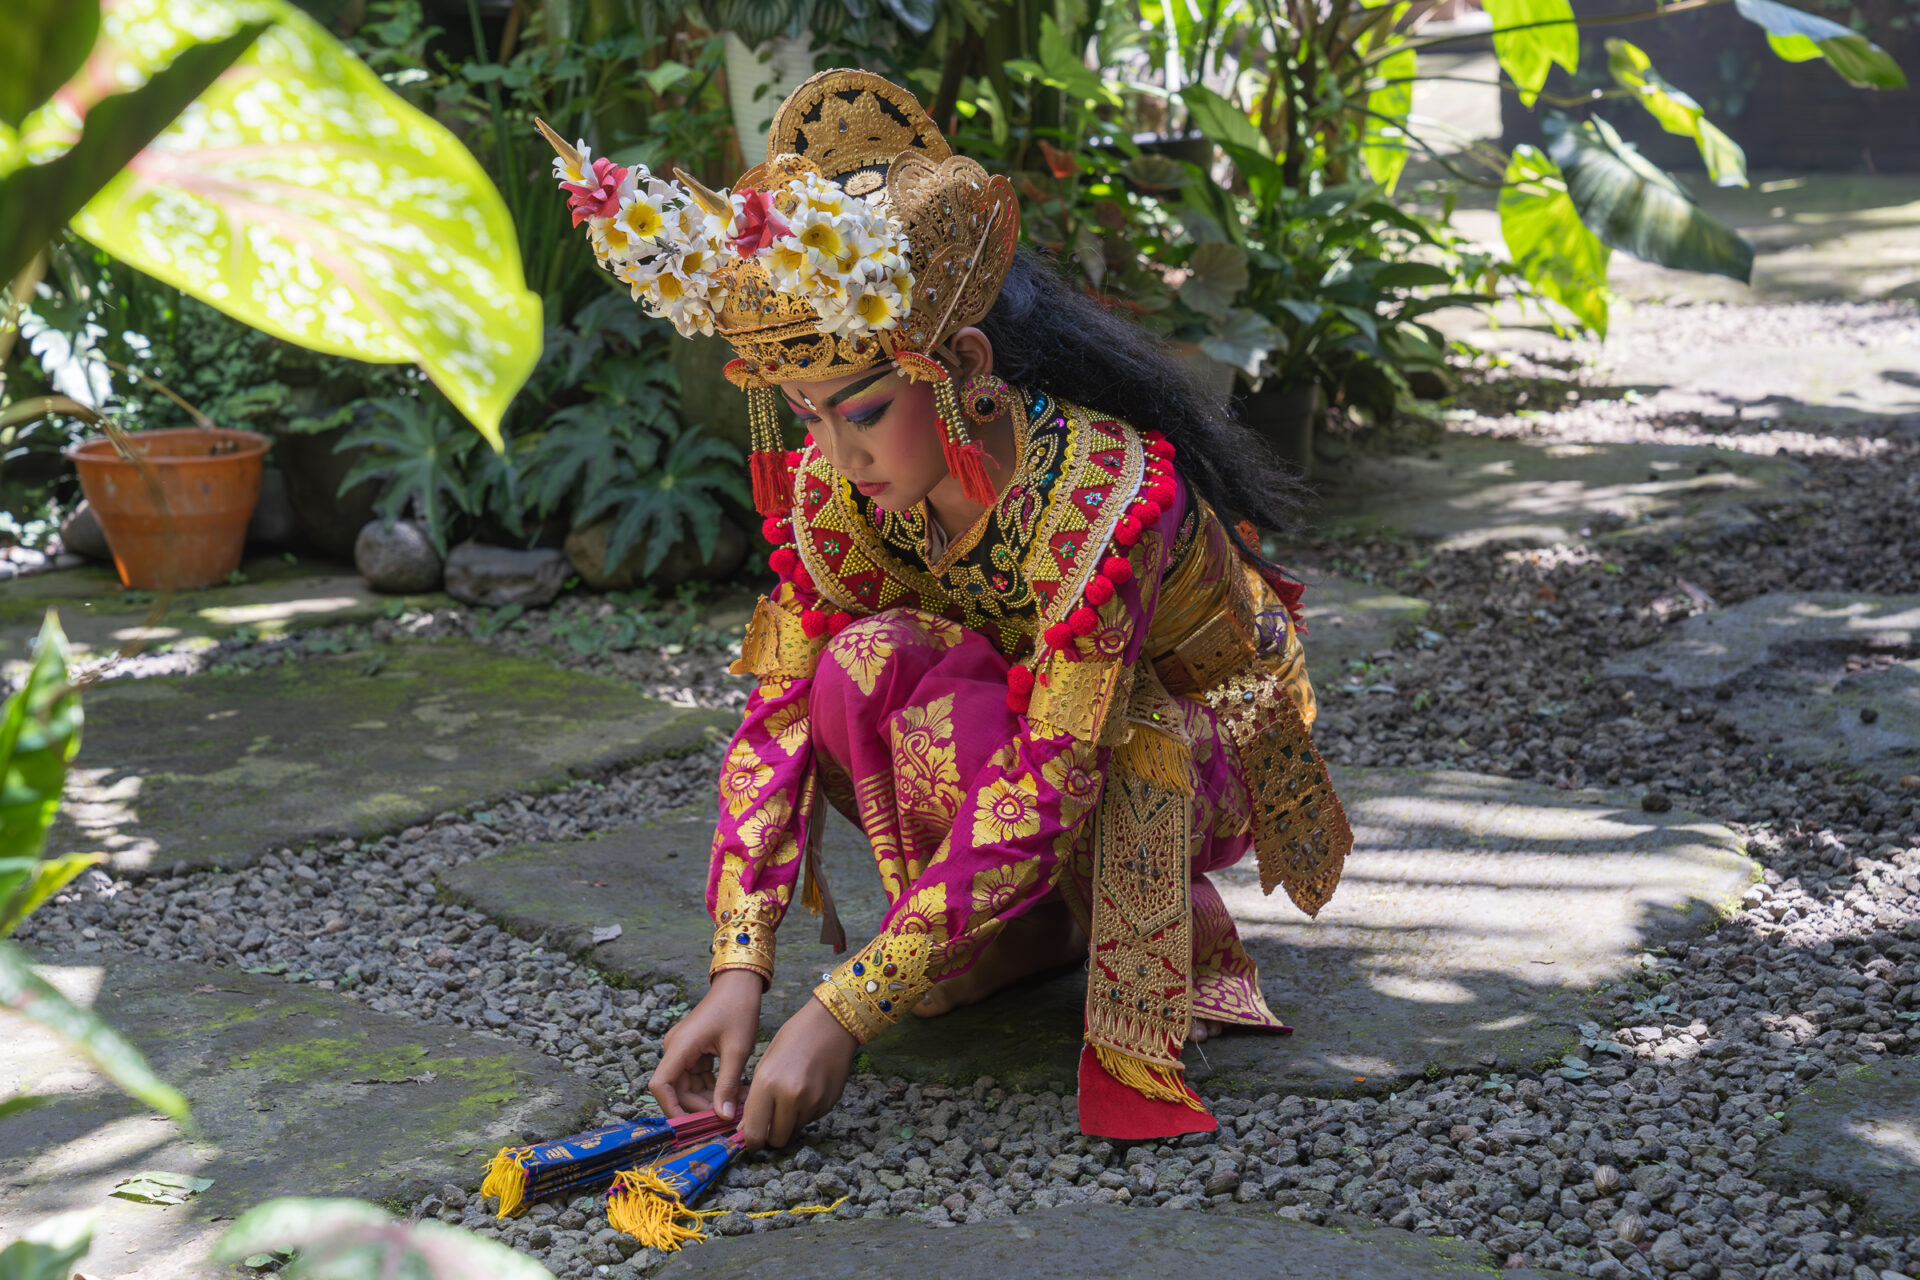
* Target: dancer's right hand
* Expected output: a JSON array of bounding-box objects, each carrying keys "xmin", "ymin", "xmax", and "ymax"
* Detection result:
[{"xmin": 649, "ymin": 968, "xmax": 761, "ymax": 1121}]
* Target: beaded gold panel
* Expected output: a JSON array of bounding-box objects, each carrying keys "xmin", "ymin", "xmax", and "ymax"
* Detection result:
[
  {"xmin": 1086, "ymin": 770, "xmax": 1193, "ymax": 1069},
  {"xmin": 813, "ymin": 929, "xmax": 938, "ymax": 1044},
  {"xmin": 730, "ymin": 595, "xmax": 827, "ymax": 681},
  {"xmin": 1205, "ymin": 661, "xmax": 1351, "ymax": 917},
  {"xmin": 1027, "ymin": 654, "xmax": 1134, "ymax": 746},
  {"xmin": 708, "ymin": 894, "xmax": 782, "ymax": 979}
]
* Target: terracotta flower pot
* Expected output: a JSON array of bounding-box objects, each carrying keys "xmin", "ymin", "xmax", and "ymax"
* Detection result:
[{"xmin": 66, "ymin": 427, "xmax": 271, "ymax": 589}]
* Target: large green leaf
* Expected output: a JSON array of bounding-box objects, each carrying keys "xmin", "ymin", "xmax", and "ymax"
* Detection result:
[
  {"xmin": 1544, "ymin": 113, "xmax": 1754, "ymax": 283},
  {"xmin": 1178, "ymin": 85, "xmax": 1270, "ymax": 160},
  {"xmin": 0, "ymin": 942, "xmax": 190, "ymax": 1123},
  {"xmin": 1484, "ymin": 0, "xmax": 1580, "ymax": 107},
  {"xmin": 1200, "ymin": 308, "xmax": 1283, "ymax": 379},
  {"xmin": 70, "ymin": 0, "xmax": 542, "ymax": 447},
  {"xmin": 1178, "ymin": 242, "xmax": 1251, "ymax": 319},
  {"xmin": 0, "ymin": 615, "xmax": 80, "ymax": 866},
  {"xmin": 1035, "ymin": 15, "xmax": 1115, "ymax": 105},
  {"xmin": 217, "ymin": 1198, "xmax": 559, "ymax": 1280},
  {"xmin": 1606, "ymin": 39, "xmax": 1747, "ymax": 186},
  {"xmin": 1733, "ymin": 0, "xmax": 1907, "ymax": 88},
  {"xmin": 1499, "ymin": 144, "xmax": 1611, "ymax": 333},
  {"xmin": 1363, "ymin": 45, "xmax": 1417, "ymax": 194},
  {"xmin": 0, "ymin": 17, "xmax": 264, "ymax": 291},
  {"xmin": 0, "ymin": 0, "xmax": 100, "ymax": 130},
  {"xmin": 0, "ymin": 854, "xmax": 104, "ymax": 938},
  {"xmin": 0, "ymin": 1209, "xmax": 95, "ymax": 1280}
]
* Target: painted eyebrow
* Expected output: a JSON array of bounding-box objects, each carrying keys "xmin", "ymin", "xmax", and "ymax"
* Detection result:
[{"xmin": 825, "ymin": 369, "xmax": 894, "ymax": 407}]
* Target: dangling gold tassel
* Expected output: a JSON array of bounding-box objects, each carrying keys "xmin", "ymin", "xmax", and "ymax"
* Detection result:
[
  {"xmin": 606, "ymin": 1167, "xmax": 721, "ymax": 1252},
  {"xmin": 746, "ymin": 385, "xmax": 793, "ymax": 516},
  {"xmin": 1114, "ymin": 725, "xmax": 1194, "ymax": 795},
  {"xmin": 933, "ymin": 376, "xmax": 998, "ymax": 506},
  {"xmin": 480, "ymin": 1148, "xmax": 530, "ymax": 1219},
  {"xmin": 1095, "ymin": 1046, "xmax": 1209, "ymax": 1111}
]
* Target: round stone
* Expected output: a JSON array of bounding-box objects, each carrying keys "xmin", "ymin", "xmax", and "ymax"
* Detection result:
[
  {"xmin": 736, "ymin": 933, "xmax": 750, "ymax": 945},
  {"xmin": 879, "ymin": 999, "xmax": 893, "ymax": 1012},
  {"xmin": 864, "ymin": 980, "xmax": 879, "ymax": 993},
  {"xmin": 852, "ymin": 961, "xmax": 865, "ymax": 976},
  {"xmin": 883, "ymin": 964, "xmax": 896, "ymax": 977}
]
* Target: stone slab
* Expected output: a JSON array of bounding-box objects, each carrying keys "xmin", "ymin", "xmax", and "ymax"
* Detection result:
[
  {"xmin": 1605, "ymin": 592, "xmax": 1920, "ymax": 777},
  {"xmin": 1757, "ymin": 1060, "xmax": 1920, "ymax": 1232},
  {"xmin": 1315, "ymin": 435, "xmax": 1806, "ymax": 550},
  {"xmin": 655, "ymin": 1201, "xmax": 1552, "ymax": 1280},
  {"xmin": 50, "ymin": 639, "xmax": 738, "ymax": 874},
  {"xmin": 445, "ymin": 768, "xmax": 1755, "ymax": 1098},
  {"xmin": 0, "ymin": 954, "xmax": 600, "ymax": 1280},
  {"xmin": 0, "ymin": 554, "xmax": 448, "ymax": 680}
]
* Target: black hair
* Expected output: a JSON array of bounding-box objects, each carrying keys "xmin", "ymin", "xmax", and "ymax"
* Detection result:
[{"xmin": 977, "ymin": 248, "xmax": 1303, "ymax": 561}]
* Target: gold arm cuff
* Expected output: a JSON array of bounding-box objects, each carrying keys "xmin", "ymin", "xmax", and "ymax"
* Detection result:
[
  {"xmin": 811, "ymin": 931, "xmax": 939, "ymax": 1045},
  {"xmin": 729, "ymin": 595, "xmax": 825, "ymax": 681},
  {"xmin": 708, "ymin": 898, "xmax": 781, "ymax": 981},
  {"xmin": 1027, "ymin": 654, "xmax": 1134, "ymax": 746}
]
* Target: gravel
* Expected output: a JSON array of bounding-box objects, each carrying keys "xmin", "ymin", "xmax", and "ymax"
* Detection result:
[{"xmin": 18, "ymin": 299, "xmax": 1920, "ymax": 1278}]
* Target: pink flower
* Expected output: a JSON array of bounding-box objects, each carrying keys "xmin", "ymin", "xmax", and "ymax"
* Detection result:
[
  {"xmin": 563, "ymin": 156, "xmax": 627, "ymax": 227},
  {"xmin": 727, "ymin": 188, "xmax": 791, "ymax": 258}
]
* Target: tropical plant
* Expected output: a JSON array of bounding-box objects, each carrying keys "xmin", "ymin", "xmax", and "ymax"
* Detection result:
[
  {"xmin": 567, "ymin": 417, "xmax": 750, "ymax": 577},
  {"xmin": 334, "ymin": 395, "xmax": 483, "ymax": 557},
  {"xmin": 213, "ymin": 1197, "xmax": 557, "ymax": 1280},
  {"xmin": 0, "ymin": 0, "xmax": 542, "ymax": 444}
]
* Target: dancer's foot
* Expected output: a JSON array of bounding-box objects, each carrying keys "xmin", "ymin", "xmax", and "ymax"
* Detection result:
[
  {"xmin": 1189, "ymin": 1017, "xmax": 1225, "ymax": 1043},
  {"xmin": 913, "ymin": 899, "xmax": 1086, "ymax": 1018}
]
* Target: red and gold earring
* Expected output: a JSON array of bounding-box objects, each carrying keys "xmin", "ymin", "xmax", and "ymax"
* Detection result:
[
  {"xmin": 891, "ymin": 352, "xmax": 998, "ymax": 506},
  {"xmin": 728, "ymin": 359, "xmax": 797, "ymax": 517},
  {"xmin": 960, "ymin": 372, "xmax": 1009, "ymax": 431}
]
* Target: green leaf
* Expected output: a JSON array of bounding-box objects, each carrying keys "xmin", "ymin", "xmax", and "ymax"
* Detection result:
[
  {"xmin": 0, "ymin": 1209, "xmax": 95, "ymax": 1280},
  {"xmin": 1364, "ymin": 45, "xmax": 1417, "ymax": 194},
  {"xmin": 70, "ymin": 0, "xmax": 543, "ymax": 448},
  {"xmin": 214, "ymin": 1198, "xmax": 559, "ymax": 1280},
  {"xmin": 0, "ymin": 0, "xmax": 100, "ymax": 130},
  {"xmin": 0, "ymin": 854, "xmax": 104, "ymax": 939},
  {"xmin": 1484, "ymin": 0, "xmax": 1579, "ymax": 107},
  {"xmin": 1033, "ymin": 16, "xmax": 1113, "ymax": 104},
  {"xmin": 1199, "ymin": 308, "xmax": 1282, "ymax": 379},
  {"xmin": 1178, "ymin": 85, "xmax": 1270, "ymax": 161},
  {"xmin": 1606, "ymin": 40, "xmax": 1748, "ymax": 186},
  {"xmin": 335, "ymin": 397, "xmax": 478, "ymax": 556},
  {"xmin": 1370, "ymin": 262, "xmax": 1456, "ymax": 290},
  {"xmin": 1733, "ymin": 0, "xmax": 1907, "ymax": 88},
  {"xmin": 0, "ymin": 615, "xmax": 80, "ymax": 874},
  {"xmin": 1499, "ymin": 144, "xmax": 1611, "ymax": 333},
  {"xmin": 1123, "ymin": 154, "xmax": 1192, "ymax": 191},
  {"xmin": 0, "ymin": 14, "xmax": 264, "ymax": 300},
  {"xmin": 0, "ymin": 1094, "xmax": 50, "ymax": 1122},
  {"xmin": 1544, "ymin": 113, "xmax": 1754, "ymax": 283},
  {"xmin": 1178, "ymin": 241, "xmax": 1250, "ymax": 319},
  {"xmin": 0, "ymin": 941, "xmax": 190, "ymax": 1123}
]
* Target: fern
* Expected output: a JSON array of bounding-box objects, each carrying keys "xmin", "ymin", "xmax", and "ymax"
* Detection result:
[
  {"xmin": 333, "ymin": 395, "xmax": 478, "ymax": 555},
  {"xmin": 573, "ymin": 422, "xmax": 748, "ymax": 576}
]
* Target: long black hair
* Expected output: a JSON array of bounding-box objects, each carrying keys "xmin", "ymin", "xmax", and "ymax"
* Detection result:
[{"xmin": 977, "ymin": 248, "xmax": 1303, "ymax": 562}]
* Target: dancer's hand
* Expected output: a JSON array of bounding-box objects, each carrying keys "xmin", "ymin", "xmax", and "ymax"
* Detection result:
[
  {"xmin": 739, "ymin": 997, "xmax": 857, "ymax": 1150},
  {"xmin": 649, "ymin": 968, "xmax": 761, "ymax": 1121}
]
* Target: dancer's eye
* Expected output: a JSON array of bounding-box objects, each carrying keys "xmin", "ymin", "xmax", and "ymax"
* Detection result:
[{"xmin": 844, "ymin": 399, "xmax": 892, "ymax": 429}]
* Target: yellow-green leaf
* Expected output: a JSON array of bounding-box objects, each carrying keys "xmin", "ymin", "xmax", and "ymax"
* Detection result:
[
  {"xmin": 1485, "ymin": 0, "xmax": 1580, "ymax": 108},
  {"xmin": 1364, "ymin": 45, "xmax": 1417, "ymax": 194},
  {"xmin": 1606, "ymin": 40, "xmax": 1747, "ymax": 187},
  {"xmin": 69, "ymin": 0, "xmax": 540, "ymax": 447},
  {"xmin": 1734, "ymin": 0, "xmax": 1907, "ymax": 88},
  {"xmin": 1500, "ymin": 144, "xmax": 1610, "ymax": 334}
]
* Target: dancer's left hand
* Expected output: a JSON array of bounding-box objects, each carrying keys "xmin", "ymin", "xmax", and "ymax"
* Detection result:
[{"xmin": 739, "ymin": 997, "xmax": 857, "ymax": 1150}]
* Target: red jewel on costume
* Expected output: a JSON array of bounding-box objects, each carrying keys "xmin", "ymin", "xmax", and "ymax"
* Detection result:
[{"xmin": 801, "ymin": 609, "xmax": 829, "ymax": 639}]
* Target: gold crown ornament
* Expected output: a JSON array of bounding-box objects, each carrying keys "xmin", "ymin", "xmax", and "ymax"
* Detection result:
[{"xmin": 536, "ymin": 69, "xmax": 1019, "ymax": 517}]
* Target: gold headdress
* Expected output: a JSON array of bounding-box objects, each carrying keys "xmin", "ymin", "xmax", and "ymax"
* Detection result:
[{"xmin": 537, "ymin": 70, "xmax": 1020, "ymax": 516}]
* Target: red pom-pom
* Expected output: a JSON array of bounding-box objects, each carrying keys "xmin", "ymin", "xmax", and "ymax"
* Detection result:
[
  {"xmin": 1006, "ymin": 687, "xmax": 1031, "ymax": 714},
  {"xmin": 1114, "ymin": 518, "xmax": 1141, "ymax": 547},
  {"xmin": 1101, "ymin": 555, "xmax": 1133, "ymax": 584},
  {"xmin": 786, "ymin": 450, "xmax": 802, "ymax": 467},
  {"xmin": 1044, "ymin": 622, "xmax": 1075, "ymax": 651},
  {"xmin": 1149, "ymin": 482, "xmax": 1176, "ymax": 508},
  {"xmin": 827, "ymin": 611, "xmax": 854, "ymax": 636},
  {"xmin": 761, "ymin": 515, "xmax": 788, "ymax": 544},
  {"xmin": 1131, "ymin": 499, "xmax": 1162, "ymax": 527},
  {"xmin": 801, "ymin": 610, "xmax": 829, "ymax": 639},
  {"xmin": 1069, "ymin": 607, "xmax": 1099, "ymax": 636},
  {"xmin": 791, "ymin": 563, "xmax": 814, "ymax": 594},
  {"xmin": 1084, "ymin": 575, "xmax": 1114, "ymax": 606},
  {"xmin": 768, "ymin": 547, "xmax": 799, "ymax": 576},
  {"xmin": 1008, "ymin": 665, "xmax": 1036, "ymax": 695},
  {"xmin": 1143, "ymin": 429, "xmax": 1166, "ymax": 444},
  {"xmin": 804, "ymin": 432, "xmax": 815, "ymax": 446},
  {"xmin": 1146, "ymin": 438, "xmax": 1175, "ymax": 459}
]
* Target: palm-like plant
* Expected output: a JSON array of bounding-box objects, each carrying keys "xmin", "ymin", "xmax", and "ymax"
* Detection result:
[
  {"xmin": 334, "ymin": 396, "xmax": 482, "ymax": 557},
  {"xmin": 570, "ymin": 420, "xmax": 750, "ymax": 578}
]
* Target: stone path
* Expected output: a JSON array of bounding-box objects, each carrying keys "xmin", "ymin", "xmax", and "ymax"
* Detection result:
[
  {"xmin": 1314, "ymin": 434, "xmax": 1806, "ymax": 550},
  {"xmin": 653, "ymin": 1201, "xmax": 1559, "ymax": 1280},
  {"xmin": 1756, "ymin": 1061, "xmax": 1920, "ymax": 1234},
  {"xmin": 54, "ymin": 639, "xmax": 733, "ymax": 873},
  {"xmin": 0, "ymin": 554, "xmax": 446, "ymax": 680},
  {"xmin": 0, "ymin": 953, "xmax": 598, "ymax": 1279},
  {"xmin": 1603, "ymin": 592, "xmax": 1920, "ymax": 780}
]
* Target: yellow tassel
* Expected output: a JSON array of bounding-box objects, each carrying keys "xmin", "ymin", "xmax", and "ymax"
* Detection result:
[
  {"xmin": 606, "ymin": 1167, "xmax": 723, "ymax": 1252},
  {"xmin": 1115, "ymin": 725, "xmax": 1194, "ymax": 795},
  {"xmin": 745, "ymin": 1195, "xmax": 850, "ymax": 1220},
  {"xmin": 480, "ymin": 1148, "xmax": 530, "ymax": 1219},
  {"xmin": 1095, "ymin": 1045, "xmax": 1208, "ymax": 1112}
]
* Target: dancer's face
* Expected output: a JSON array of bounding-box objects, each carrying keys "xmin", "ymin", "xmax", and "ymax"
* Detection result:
[{"xmin": 780, "ymin": 365, "xmax": 946, "ymax": 513}]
